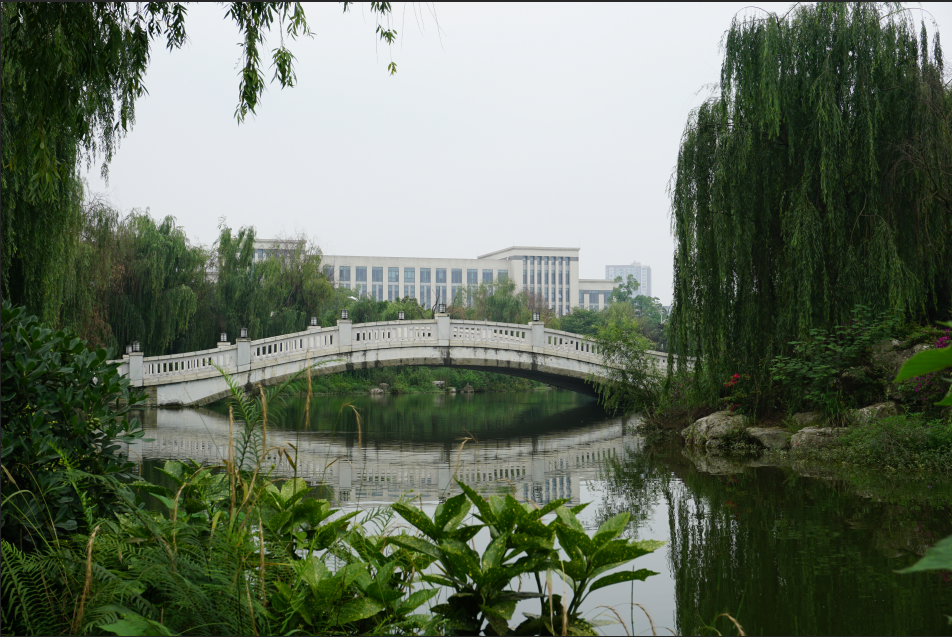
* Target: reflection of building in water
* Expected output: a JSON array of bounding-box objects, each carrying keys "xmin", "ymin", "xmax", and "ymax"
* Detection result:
[{"xmin": 128, "ymin": 408, "xmax": 639, "ymax": 506}]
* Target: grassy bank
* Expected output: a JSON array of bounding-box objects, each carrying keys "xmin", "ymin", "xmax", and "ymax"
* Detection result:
[
  {"xmin": 304, "ymin": 366, "xmax": 546, "ymax": 394},
  {"xmin": 789, "ymin": 413, "xmax": 952, "ymax": 473}
]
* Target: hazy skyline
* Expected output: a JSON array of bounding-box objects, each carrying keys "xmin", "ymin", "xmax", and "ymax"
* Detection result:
[{"xmin": 83, "ymin": 2, "xmax": 952, "ymax": 305}]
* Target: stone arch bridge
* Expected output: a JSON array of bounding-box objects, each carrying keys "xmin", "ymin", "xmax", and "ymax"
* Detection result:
[{"xmin": 115, "ymin": 316, "xmax": 684, "ymax": 407}]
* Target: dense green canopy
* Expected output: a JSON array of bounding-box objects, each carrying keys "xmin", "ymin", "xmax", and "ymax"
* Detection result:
[{"xmin": 670, "ymin": 2, "xmax": 952, "ymax": 400}]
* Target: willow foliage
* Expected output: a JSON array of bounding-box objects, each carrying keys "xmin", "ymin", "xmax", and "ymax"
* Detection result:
[{"xmin": 670, "ymin": 3, "xmax": 952, "ymax": 402}]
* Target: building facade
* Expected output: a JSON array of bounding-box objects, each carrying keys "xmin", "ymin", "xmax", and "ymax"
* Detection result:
[
  {"xmin": 605, "ymin": 261, "xmax": 652, "ymax": 298},
  {"xmin": 318, "ymin": 246, "xmax": 619, "ymax": 315}
]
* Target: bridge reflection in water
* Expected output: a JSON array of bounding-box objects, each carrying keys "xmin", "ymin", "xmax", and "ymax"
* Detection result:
[{"xmin": 129, "ymin": 395, "xmax": 638, "ymax": 507}]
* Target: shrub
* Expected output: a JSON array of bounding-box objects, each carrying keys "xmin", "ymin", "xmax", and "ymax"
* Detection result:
[
  {"xmin": 770, "ymin": 304, "xmax": 897, "ymax": 418},
  {"xmin": 0, "ymin": 302, "xmax": 146, "ymax": 548}
]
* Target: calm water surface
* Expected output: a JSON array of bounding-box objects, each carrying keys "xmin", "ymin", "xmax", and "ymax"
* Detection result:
[{"xmin": 133, "ymin": 391, "xmax": 952, "ymax": 636}]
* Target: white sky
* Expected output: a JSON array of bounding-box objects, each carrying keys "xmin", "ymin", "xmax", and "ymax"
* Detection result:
[{"xmin": 83, "ymin": 2, "xmax": 952, "ymax": 305}]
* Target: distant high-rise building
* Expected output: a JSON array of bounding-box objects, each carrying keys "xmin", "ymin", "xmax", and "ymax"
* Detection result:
[{"xmin": 605, "ymin": 261, "xmax": 651, "ymax": 298}]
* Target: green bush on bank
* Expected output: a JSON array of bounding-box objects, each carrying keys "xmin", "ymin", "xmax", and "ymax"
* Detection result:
[{"xmin": 0, "ymin": 301, "xmax": 147, "ymax": 549}]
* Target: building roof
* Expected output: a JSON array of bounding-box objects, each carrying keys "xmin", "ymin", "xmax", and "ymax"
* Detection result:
[{"xmin": 477, "ymin": 246, "xmax": 581, "ymax": 259}]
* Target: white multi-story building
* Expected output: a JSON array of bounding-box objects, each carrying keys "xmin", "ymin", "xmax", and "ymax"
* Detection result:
[
  {"xmin": 316, "ymin": 246, "xmax": 619, "ymax": 315},
  {"xmin": 605, "ymin": 261, "xmax": 652, "ymax": 298}
]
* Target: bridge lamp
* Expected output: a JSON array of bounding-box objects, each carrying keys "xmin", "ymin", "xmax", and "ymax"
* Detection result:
[
  {"xmin": 220, "ymin": 332, "xmax": 228, "ymax": 343},
  {"xmin": 240, "ymin": 327, "xmax": 248, "ymax": 339},
  {"xmin": 438, "ymin": 303, "xmax": 446, "ymax": 313},
  {"xmin": 341, "ymin": 309, "xmax": 349, "ymax": 320},
  {"xmin": 132, "ymin": 341, "xmax": 141, "ymax": 352},
  {"xmin": 398, "ymin": 310, "xmax": 405, "ymax": 320},
  {"xmin": 533, "ymin": 312, "xmax": 540, "ymax": 322},
  {"xmin": 310, "ymin": 316, "xmax": 318, "ymax": 327}
]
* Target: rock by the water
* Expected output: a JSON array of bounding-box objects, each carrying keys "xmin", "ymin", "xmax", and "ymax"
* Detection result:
[
  {"xmin": 872, "ymin": 340, "xmax": 929, "ymax": 376},
  {"xmin": 746, "ymin": 427, "xmax": 792, "ymax": 450},
  {"xmin": 461, "ymin": 383, "xmax": 475, "ymax": 393},
  {"xmin": 432, "ymin": 380, "xmax": 446, "ymax": 388},
  {"xmin": 792, "ymin": 412, "xmax": 822, "ymax": 427},
  {"xmin": 448, "ymin": 386, "xmax": 457, "ymax": 393},
  {"xmin": 790, "ymin": 427, "xmax": 846, "ymax": 450},
  {"xmin": 852, "ymin": 401, "xmax": 898, "ymax": 424},
  {"xmin": 379, "ymin": 383, "xmax": 390, "ymax": 392},
  {"xmin": 369, "ymin": 387, "xmax": 384, "ymax": 395},
  {"xmin": 681, "ymin": 410, "xmax": 749, "ymax": 448}
]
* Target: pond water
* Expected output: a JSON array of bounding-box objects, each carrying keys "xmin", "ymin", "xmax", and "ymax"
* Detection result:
[{"xmin": 132, "ymin": 390, "xmax": 952, "ymax": 636}]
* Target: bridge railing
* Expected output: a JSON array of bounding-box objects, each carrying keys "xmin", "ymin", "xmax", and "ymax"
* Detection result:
[
  {"xmin": 113, "ymin": 317, "xmax": 692, "ymax": 389},
  {"xmin": 142, "ymin": 344, "xmax": 237, "ymax": 381},
  {"xmin": 251, "ymin": 329, "xmax": 333, "ymax": 364},
  {"xmin": 450, "ymin": 319, "xmax": 529, "ymax": 346},
  {"xmin": 352, "ymin": 320, "xmax": 436, "ymax": 347}
]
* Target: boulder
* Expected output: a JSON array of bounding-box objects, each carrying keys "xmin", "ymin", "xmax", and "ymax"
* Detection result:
[
  {"xmin": 448, "ymin": 386, "xmax": 457, "ymax": 393},
  {"xmin": 432, "ymin": 380, "xmax": 446, "ymax": 388},
  {"xmin": 461, "ymin": 383, "xmax": 475, "ymax": 393},
  {"xmin": 379, "ymin": 383, "xmax": 390, "ymax": 392},
  {"xmin": 792, "ymin": 412, "xmax": 822, "ymax": 427},
  {"xmin": 872, "ymin": 340, "xmax": 929, "ymax": 377},
  {"xmin": 852, "ymin": 401, "xmax": 898, "ymax": 424},
  {"xmin": 790, "ymin": 427, "xmax": 846, "ymax": 450},
  {"xmin": 369, "ymin": 387, "xmax": 384, "ymax": 395},
  {"xmin": 746, "ymin": 427, "xmax": 792, "ymax": 450},
  {"xmin": 681, "ymin": 410, "xmax": 749, "ymax": 448}
]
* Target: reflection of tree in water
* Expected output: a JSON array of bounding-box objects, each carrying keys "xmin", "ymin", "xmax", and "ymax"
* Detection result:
[
  {"xmin": 602, "ymin": 446, "xmax": 952, "ymax": 635},
  {"xmin": 267, "ymin": 391, "xmax": 607, "ymax": 444}
]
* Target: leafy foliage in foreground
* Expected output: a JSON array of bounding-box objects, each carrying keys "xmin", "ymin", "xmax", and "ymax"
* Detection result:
[
  {"xmin": 0, "ymin": 302, "xmax": 146, "ymax": 549},
  {"xmin": 1, "ymin": 342, "xmax": 662, "ymax": 636}
]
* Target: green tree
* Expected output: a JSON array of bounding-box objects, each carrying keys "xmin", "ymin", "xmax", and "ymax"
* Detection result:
[
  {"xmin": 1, "ymin": 2, "xmax": 397, "ymax": 326},
  {"xmin": 609, "ymin": 274, "xmax": 640, "ymax": 303},
  {"xmin": 669, "ymin": 3, "xmax": 952, "ymax": 402},
  {"xmin": 559, "ymin": 307, "xmax": 604, "ymax": 337}
]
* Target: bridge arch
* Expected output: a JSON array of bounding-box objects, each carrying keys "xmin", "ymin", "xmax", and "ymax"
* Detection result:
[{"xmin": 115, "ymin": 317, "xmax": 676, "ymax": 407}]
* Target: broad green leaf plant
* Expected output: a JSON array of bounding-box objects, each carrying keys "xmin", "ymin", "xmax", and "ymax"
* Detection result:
[{"xmin": 390, "ymin": 480, "xmax": 663, "ymax": 635}]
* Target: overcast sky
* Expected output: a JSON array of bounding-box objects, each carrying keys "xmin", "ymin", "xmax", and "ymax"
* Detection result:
[{"xmin": 83, "ymin": 2, "xmax": 952, "ymax": 304}]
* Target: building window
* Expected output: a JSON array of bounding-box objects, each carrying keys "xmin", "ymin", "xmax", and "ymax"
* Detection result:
[
  {"xmin": 559, "ymin": 271, "xmax": 563, "ymax": 285},
  {"xmin": 436, "ymin": 268, "xmax": 447, "ymax": 284},
  {"xmin": 405, "ymin": 285, "xmax": 415, "ymax": 299},
  {"xmin": 388, "ymin": 284, "xmax": 399, "ymax": 301},
  {"xmin": 372, "ymin": 284, "xmax": 384, "ymax": 301},
  {"xmin": 544, "ymin": 271, "xmax": 549, "ymax": 285},
  {"xmin": 482, "ymin": 269, "xmax": 493, "ymax": 284},
  {"xmin": 404, "ymin": 267, "xmax": 415, "ymax": 282},
  {"xmin": 579, "ymin": 290, "xmax": 584, "ymax": 305},
  {"xmin": 498, "ymin": 270, "xmax": 508, "ymax": 281},
  {"xmin": 323, "ymin": 265, "xmax": 334, "ymax": 281},
  {"xmin": 372, "ymin": 267, "xmax": 383, "ymax": 283},
  {"xmin": 339, "ymin": 266, "xmax": 351, "ymax": 282},
  {"xmin": 356, "ymin": 266, "xmax": 367, "ymax": 282},
  {"xmin": 420, "ymin": 286, "xmax": 431, "ymax": 307},
  {"xmin": 452, "ymin": 269, "xmax": 462, "ymax": 284},
  {"xmin": 530, "ymin": 270, "xmax": 535, "ymax": 285},
  {"xmin": 256, "ymin": 249, "xmax": 264, "ymax": 260},
  {"xmin": 388, "ymin": 267, "xmax": 399, "ymax": 283},
  {"xmin": 467, "ymin": 269, "xmax": 478, "ymax": 285},
  {"xmin": 343, "ymin": 283, "xmax": 351, "ymax": 290},
  {"xmin": 420, "ymin": 268, "xmax": 431, "ymax": 283}
]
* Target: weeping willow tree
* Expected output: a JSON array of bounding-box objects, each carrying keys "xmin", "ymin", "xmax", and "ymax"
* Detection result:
[
  {"xmin": 670, "ymin": 2, "xmax": 952, "ymax": 402},
  {"xmin": 212, "ymin": 225, "xmax": 331, "ymax": 343}
]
